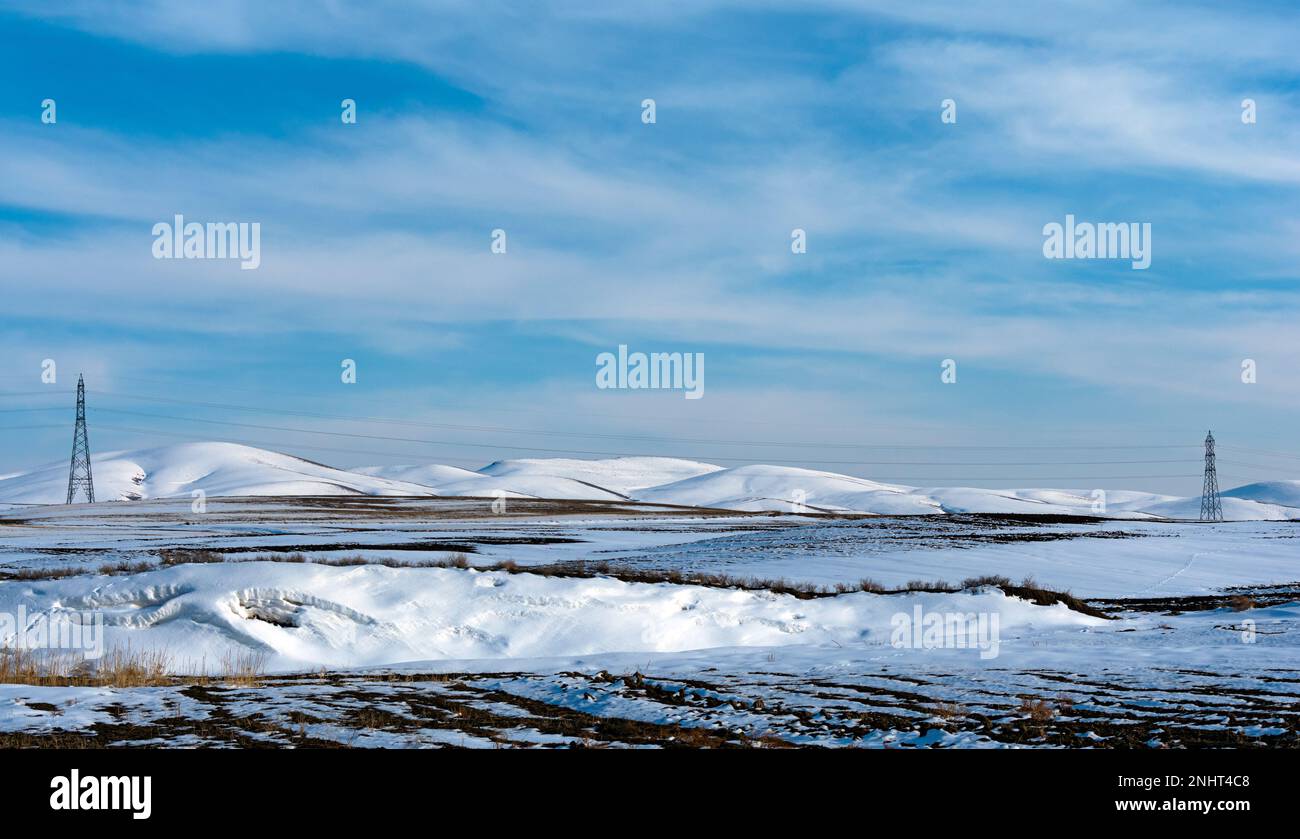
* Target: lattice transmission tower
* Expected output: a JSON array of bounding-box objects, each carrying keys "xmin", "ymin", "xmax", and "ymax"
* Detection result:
[
  {"xmin": 1198, "ymin": 430, "xmax": 1222, "ymax": 522},
  {"xmin": 65, "ymin": 373, "xmax": 95, "ymax": 504}
]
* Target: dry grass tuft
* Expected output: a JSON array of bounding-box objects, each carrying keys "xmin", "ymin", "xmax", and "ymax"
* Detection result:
[
  {"xmin": 94, "ymin": 646, "xmax": 172, "ymax": 687},
  {"xmin": 0, "ymin": 566, "xmax": 88, "ymax": 581},
  {"xmin": 961, "ymin": 574, "xmax": 1012, "ymax": 589},
  {"xmin": 159, "ymin": 548, "xmax": 225, "ymax": 565},
  {"xmin": 442, "ymin": 552, "xmax": 472, "ymax": 569},
  {"xmin": 1229, "ymin": 594, "xmax": 1256, "ymax": 612},
  {"xmin": 220, "ymin": 649, "xmax": 268, "ymax": 686},
  {"xmin": 97, "ymin": 560, "xmax": 155, "ymax": 575},
  {"xmin": 0, "ymin": 645, "xmax": 171, "ymax": 687},
  {"xmin": 999, "ymin": 580, "xmax": 1110, "ymax": 619},
  {"xmin": 1019, "ymin": 697, "xmax": 1057, "ymax": 724},
  {"xmin": 1, "ymin": 644, "xmax": 269, "ymax": 688},
  {"xmin": 904, "ymin": 579, "xmax": 959, "ymax": 592}
]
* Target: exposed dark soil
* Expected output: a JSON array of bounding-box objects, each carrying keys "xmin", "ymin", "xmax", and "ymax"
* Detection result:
[
  {"xmin": 1090, "ymin": 583, "xmax": 1300, "ymax": 614},
  {"xmin": 5, "ymin": 663, "xmax": 1297, "ymax": 749}
]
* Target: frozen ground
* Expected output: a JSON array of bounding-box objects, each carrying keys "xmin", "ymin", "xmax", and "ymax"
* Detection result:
[
  {"xmin": 0, "ymin": 496, "xmax": 1296, "ymax": 747},
  {"xmin": 1, "ymin": 607, "xmax": 1296, "ymax": 749},
  {"xmin": 2, "ymin": 496, "xmax": 1296, "ymax": 598}
]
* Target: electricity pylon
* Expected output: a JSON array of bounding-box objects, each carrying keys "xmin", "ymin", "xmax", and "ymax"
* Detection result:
[
  {"xmin": 1198, "ymin": 430, "xmax": 1222, "ymax": 522},
  {"xmin": 65, "ymin": 374, "xmax": 95, "ymax": 504}
]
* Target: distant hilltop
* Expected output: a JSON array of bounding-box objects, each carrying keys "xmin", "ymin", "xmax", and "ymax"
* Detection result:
[{"xmin": 1, "ymin": 441, "xmax": 1297, "ymax": 520}]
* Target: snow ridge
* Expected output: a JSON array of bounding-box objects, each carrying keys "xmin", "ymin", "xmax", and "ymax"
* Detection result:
[{"xmin": 0, "ymin": 442, "xmax": 1294, "ymax": 520}]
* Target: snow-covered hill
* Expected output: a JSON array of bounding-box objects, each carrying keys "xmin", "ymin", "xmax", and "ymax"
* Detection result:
[
  {"xmin": 0, "ymin": 441, "xmax": 1294, "ymax": 520},
  {"xmin": 478, "ymin": 456, "xmax": 723, "ymax": 496},
  {"xmin": 1223, "ymin": 480, "xmax": 1300, "ymax": 508},
  {"xmin": 356, "ymin": 456, "xmax": 724, "ymax": 502},
  {"xmin": 1135, "ymin": 494, "xmax": 1298, "ymax": 521},
  {"xmin": 352, "ymin": 463, "xmax": 482, "ymax": 486},
  {"xmin": 0, "ymin": 442, "xmax": 438, "ymax": 504},
  {"xmin": 634, "ymin": 464, "xmax": 940, "ymax": 514}
]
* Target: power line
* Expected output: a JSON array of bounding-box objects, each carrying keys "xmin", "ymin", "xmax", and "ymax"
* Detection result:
[
  {"xmin": 14, "ymin": 373, "xmax": 1241, "ymax": 434},
  {"xmin": 1218, "ymin": 458, "xmax": 1293, "ymax": 473},
  {"xmin": 79, "ymin": 391, "xmax": 1200, "ymax": 450},
  {"xmin": 1221, "ymin": 445, "xmax": 1300, "ymax": 461},
  {"xmin": 0, "ymin": 388, "xmax": 1212, "ymax": 451},
  {"xmin": 0, "ymin": 386, "xmax": 1264, "ymax": 445},
  {"xmin": 89, "ymin": 424, "xmax": 485, "ymax": 467},
  {"xmin": 76, "ymin": 406, "xmax": 1208, "ymax": 467},
  {"xmin": 60, "ymin": 430, "xmax": 1189, "ymax": 480},
  {"xmin": 0, "ymin": 421, "xmax": 1211, "ymax": 482},
  {"xmin": 0, "ymin": 388, "xmax": 1288, "ymax": 487},
  {"xmin": 4, "ymin": 380, "xmax": 1299, "ymax": 450}
]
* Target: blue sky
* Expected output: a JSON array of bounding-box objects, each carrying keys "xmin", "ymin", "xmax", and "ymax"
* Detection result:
[{"xmin": 1, "ymin": 0, "xmax": 1299, "ymax": 494}]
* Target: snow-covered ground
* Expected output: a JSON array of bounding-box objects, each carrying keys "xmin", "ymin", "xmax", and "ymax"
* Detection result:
[
  {"xmin": 1, "ymin": 442, "xmax": 1295, "ymax": 520},
  {"xmin": 5, "ymin": 617, "xmax": 1294, "ymax": 749},
  {"xmin": 1, "ymin": 497, "xmax": 1296, "ymax": 598},
  {"xmin": 0, "ymin": 561, "xmax": 1099, "ymax": 672},
  {"xmin": 0, "ymin": 573, "xmax": 1294, "ymax": 747},
  {"xmin": 1, "ymin": 460, "xmax": 1297, "ymax": 747}
]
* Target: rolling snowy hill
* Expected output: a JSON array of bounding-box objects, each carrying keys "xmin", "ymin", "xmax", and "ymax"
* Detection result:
[
  {"xmin": 478, "ymin": 456, "xmax": 723, "ymax": 496},
  {"xmin": 0, "ymin": 441, "xmax": 1294, "ymax": 520},
  {"xmin": 358, "ymin": 456, "xmax": 724, "ymax": 502},
  {"xmin": 634, "ymin": 464, "xmax": 940, "ymax": 514},
  {"xmin": 1223, "ymin": 480, "xmax": 1300, "ymax": 508},
  {"xmin": 0, "ymin": 442, "xmax": 438, "ymax": 504}
]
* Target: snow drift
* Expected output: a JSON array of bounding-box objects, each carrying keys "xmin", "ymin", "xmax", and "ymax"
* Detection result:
[{"xmin": 0, "ymin": 562, "xmax": 1103, "ymax": 671}]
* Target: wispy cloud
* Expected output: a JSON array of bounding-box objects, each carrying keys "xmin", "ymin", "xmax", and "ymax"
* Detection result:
[{"xmin": 1, "ymin": 0, "xmax": 1297, "ymax": 492}]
